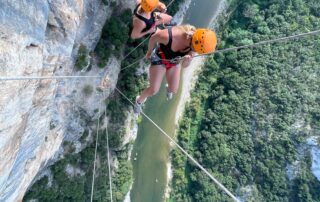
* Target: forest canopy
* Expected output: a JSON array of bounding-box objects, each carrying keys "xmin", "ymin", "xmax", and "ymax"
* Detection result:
[{"xmin": 170, "ymin": 0, "xmax": 320, "ymax": 201}]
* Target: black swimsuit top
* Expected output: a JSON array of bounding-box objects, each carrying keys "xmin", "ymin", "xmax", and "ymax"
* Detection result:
[
  {"xmin": 133, "ymin": 4, "xmax": 156, "ymax": 33},
  {"xmin": 159, "ymin": 27, "xmax": 191, "ymax": 59}
]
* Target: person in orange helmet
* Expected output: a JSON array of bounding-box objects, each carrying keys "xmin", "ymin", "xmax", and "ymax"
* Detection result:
[
  {"xmin": 134, "ymin": 24, "xmax": 217, "ymax": 113},
  {"xmin": 131, "ymin": 0, "xmax": 173, "ymax": 39}
]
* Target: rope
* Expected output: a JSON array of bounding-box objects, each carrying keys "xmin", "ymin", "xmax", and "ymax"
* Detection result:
[
  {"xmin": 123, "ymin": 36, "xmax": 151, "ymax": 60},
  {"xmin": 120, "ymin": 56, "xmax": 145, "ymax": 71},
  {"xmin": 114, "ymin": 87, "xmax": 240, "ymax": 202},
  {"xmin": 90, "ymin": 97, "xmax": 102, "ymax": 202},
  {"xmin": 187, "ymin": 29, "xmax": 320, "ymax": 61},
  {"xmin": 0, "ymin": 56, "xmax": 143, "ymax": 81},
  {"xmin": 0, "ymin": 75, "xmax": 101, "ymax": 81},
  {"xmin": 166, "ymin": 0, "xmax": 176, "ymax": 8},
  {"xmin": 198, "ymin": 29, "xmax": 320, "ymax": 57},
  {"xmin": 104, "ymin": 92, "xmax": 114, "ymax": 202}
]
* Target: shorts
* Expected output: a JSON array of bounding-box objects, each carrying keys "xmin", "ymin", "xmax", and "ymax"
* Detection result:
[{"xmin": 150, "ymin": 46, "xmax": 179, "ymax": 70}]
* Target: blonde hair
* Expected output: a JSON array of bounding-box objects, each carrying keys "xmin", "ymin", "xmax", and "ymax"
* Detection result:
[{"xmin": 177, "ymin": 24, "xmax": 196, "ymax": 38}]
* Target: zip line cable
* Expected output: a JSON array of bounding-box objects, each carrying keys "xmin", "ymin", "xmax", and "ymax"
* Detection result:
[
  {"xmin": 123, "ymin": 36, "xmax": 151, "ymax": 60},
  {"xmin": 120, "ymin": 56, "xmax": 145, "ymax": 71},
  {"xmin": 0, "ymin": 57, "xmax": 143, "ymax": 81},
  {"xmin": 104, "ymin": 91, "xmax": 114, "ymax": 202},
  {"xmin": 168, "ymin": 29, "xmax": 320, "ymax": 62},
  {"xmin": 199, "ymin": 29, "xmax": 320, "ymax": 57},
  {"xmin": 2, "ymin": 29, "xmax": 320, "ymax": 81},
  {"xmin": 166, "ymin": 0, "xmax": 176, "ymax": 8},
  {"xmin": 0, "ymin": 75, "xmax": 101, "ymax": 81},
  {"xmin": 114, "ymin": 87, "xmax": 240, "ymax": 202},
  {"xmin": 0, "ymin": 56, "xmax": 143, "ymax": 81},
  {"xmin": 90, "ymin": 97, "xmax": 102, "ymax": 202}
]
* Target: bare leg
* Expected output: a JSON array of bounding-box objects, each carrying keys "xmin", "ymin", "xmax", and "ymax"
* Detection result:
[
  {"xmin": 137, "ymin": 65, "xmax": 166, "ymax": 103},
  {"xmin": 165, "ymin": 65, "xmax": 181, "ymax": 94}
]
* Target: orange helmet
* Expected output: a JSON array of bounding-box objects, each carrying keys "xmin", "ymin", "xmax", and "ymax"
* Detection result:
[
  {"xmin": 141, "ymin": 0, "xmax": 159, "ymax": 12},
  {"xmin": 192, "ymin": 29, "xmax": 217, "ymax": 54}
]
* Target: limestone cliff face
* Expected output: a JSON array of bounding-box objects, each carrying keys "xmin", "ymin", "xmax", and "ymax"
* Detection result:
[{"xmin": 0, "ymin": 0, "xmax": 130, "ymax": 201}]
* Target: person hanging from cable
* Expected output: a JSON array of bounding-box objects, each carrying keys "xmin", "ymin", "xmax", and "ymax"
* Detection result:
[
  {"xmin": 134, "ymin": 24, "xmax": 217, "ymax": 113},
  {"xmin": 130, "ymin": 0, "xmax": 173, "ymax": 39}
]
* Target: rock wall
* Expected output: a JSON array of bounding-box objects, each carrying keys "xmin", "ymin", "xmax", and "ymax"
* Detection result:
[{"xmin": 0, "ymin": 0, "xmax": 127, "ymax": 201}]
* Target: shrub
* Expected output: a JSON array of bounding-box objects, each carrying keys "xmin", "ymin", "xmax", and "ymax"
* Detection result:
[
  {"xmin": 82, "ymin": 85, "xmax": 93, "ymax": 96},
  {"xmin": 75, "ymin": 44, "xmax": 90, "ymax": 71}
]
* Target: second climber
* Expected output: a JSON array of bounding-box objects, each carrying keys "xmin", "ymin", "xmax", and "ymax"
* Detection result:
[{"xmin": 130, "ymin": 0, "xmax": 173, "ymax": 39}]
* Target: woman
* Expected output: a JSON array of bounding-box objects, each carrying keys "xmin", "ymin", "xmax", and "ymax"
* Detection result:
[
  {"xmin": 131, "ymin": 0, "xmax": 173, "ymax": 39},
  {"xmin": 134, "ymin": 24, "xmax": 217, "ymax": 113}
]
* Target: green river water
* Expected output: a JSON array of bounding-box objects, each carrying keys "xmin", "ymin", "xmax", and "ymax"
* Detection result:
[{"xmin": 130, "ymin": 1, "xmax": 223, "ymax": 201}]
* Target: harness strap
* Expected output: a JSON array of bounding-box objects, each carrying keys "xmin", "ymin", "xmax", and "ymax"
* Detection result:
[{"xmin": 158, "ymin": 47, "xmax": 176, "ymax": 69}]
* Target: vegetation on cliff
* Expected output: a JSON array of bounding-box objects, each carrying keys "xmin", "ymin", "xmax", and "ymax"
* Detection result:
[{"xmin": 170, "ymin": 0, "xmax": 320, "ymax": 201}]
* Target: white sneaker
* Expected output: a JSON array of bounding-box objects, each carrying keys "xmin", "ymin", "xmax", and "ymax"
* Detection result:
[
  {"xmin": 134, "ymin": 96, "xmax": 147, "ymax": 114},
  {"xmin": 134, "ymin": 100, "xmax": 142, "ymax": 114},
  {"xmin": 166, "ymin": 84, "xmax": 173, "ymax": 100}
]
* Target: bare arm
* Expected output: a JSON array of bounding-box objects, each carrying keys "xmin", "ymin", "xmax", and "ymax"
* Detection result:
[
  {"xmin": 131, "ymin": 18, "xmax": 156, "ymax": 39},
  {"xmin": 146, "ymin": 29, "xmax": 168, "ymax": 59}
]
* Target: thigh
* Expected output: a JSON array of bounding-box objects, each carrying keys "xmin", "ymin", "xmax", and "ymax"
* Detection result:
[
  {"xmin": 165, "ymin": 66, "xmax": 181, "ymax": 92},
  {"xmin": 149, "ymin": 65, "xmax": 166, "ymax": 90}
]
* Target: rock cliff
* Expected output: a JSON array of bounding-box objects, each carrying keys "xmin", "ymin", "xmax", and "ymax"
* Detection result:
[{"xmin": 0, "ymin": 0, "xmax": 129, "ymax": 201}]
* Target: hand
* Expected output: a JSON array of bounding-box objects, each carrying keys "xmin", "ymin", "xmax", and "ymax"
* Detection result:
[
  {"xmin": 146, "ymin": 50, "xmax": 152, "ymax": 60},
  {"xmin": 148, "ymin": 24, "xmax": 157, "ymax": 34},
  {"xmin": 182, "ymin": 55, "xmax": 193, "ymax": 68},
  {"xmin": 154, "ymin": 12, "xmax": 162, "ymax": 21}
]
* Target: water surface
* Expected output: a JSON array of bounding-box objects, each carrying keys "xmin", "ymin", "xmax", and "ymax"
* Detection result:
[{"xmin": 130, "ymin": 1, "xmax": 223, "ymax": 201}]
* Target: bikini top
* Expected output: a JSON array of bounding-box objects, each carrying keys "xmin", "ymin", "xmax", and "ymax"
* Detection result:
[
  {"xmin": 133, "ymin": 4, "xmax": 156, "ymax": 33},
  {"xmin": 159, "ymin": 27, "xmax": 191, "ymax": 59}
]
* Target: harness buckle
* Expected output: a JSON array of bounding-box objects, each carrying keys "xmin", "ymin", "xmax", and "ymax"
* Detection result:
[{"xmin": 170, "ymin": 56, "xmax": 182, "ymax": 63}]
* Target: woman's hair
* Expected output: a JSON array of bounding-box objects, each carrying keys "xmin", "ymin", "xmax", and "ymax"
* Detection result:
[{"xmin": 176, "ymin": 24, "xmax": 196, "ymax": 38}]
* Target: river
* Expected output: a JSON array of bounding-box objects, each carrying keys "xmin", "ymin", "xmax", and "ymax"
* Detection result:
[{"xmin": 130, "ymin": 1, "xmax": 224, "ymax": 201}]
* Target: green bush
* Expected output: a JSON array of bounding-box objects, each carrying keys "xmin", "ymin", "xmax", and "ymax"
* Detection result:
[
  {"xmin": 75, "ymin": 44, "xmax": 90, "ymax": 71},
  {"xmin": 82, "ymin": 84, "xmax": 93, "ymax": 96}
]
